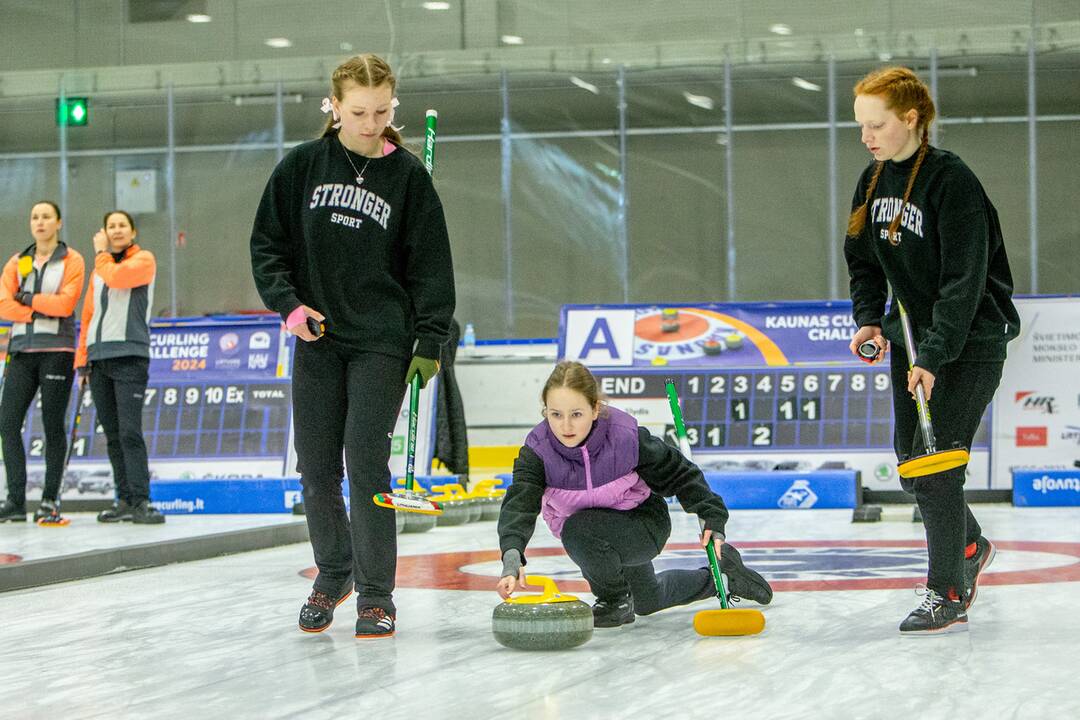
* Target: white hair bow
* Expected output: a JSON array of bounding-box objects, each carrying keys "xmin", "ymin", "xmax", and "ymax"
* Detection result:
[
  {"xmin": 388, "ymin": 97, "xmax": 404, "ymax": 132},
  {"xmin": 320, "ymin": 97, "xmax": 341, "ymax": 129},
  {"xmin": 321, "ymin": 96, "xmax": 404, "ymax": 132}
]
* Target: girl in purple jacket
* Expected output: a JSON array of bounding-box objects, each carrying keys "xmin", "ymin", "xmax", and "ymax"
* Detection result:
[{"xmin": 495, "ymin": 361, "xmax": 772, "ymax": 627}]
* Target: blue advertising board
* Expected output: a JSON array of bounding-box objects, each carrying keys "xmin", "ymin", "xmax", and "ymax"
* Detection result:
[{"xmin": 1011, "ymin": 469, "xmax": 1080, "ymax": 507}]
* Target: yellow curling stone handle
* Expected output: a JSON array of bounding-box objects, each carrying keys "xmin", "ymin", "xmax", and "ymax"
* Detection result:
[{"xmin": 504, "ymin": 575, "xmax": 581, "ymax": 605}]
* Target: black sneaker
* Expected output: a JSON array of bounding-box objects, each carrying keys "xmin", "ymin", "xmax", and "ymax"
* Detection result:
[
  {"xmin": 34, "ymin": 501, "xmax": 65, "ymax": 524},
  {"xmin": 299, "ymin": 585, "xmax": 353, "ymax": 633},
  {"xmin": 719, "ymin": 543, "xmax": 773, "ymax": 605},
  {"xmin": 355, "ymin": 606, "xmax": 396, "ymax": 638},
  {"xmin": 899, "ymin": 586, "xmax": 968, "ymax": 635},
  {"xmin": 963, "ymin": 537, "xmax": 996, "ymax": 610},
  {"xmin": 592, "ymin": 594, "xmax": 635, "ymax": 628},
  {"xmin": 0, "ymin": 499, "xmax": 26, "ymax": 523},
  {"xmin": 131, "ymin": 500, "xmax": 165, "ymax": 524},
  {"xmin": 98, "ymin": 500, "xmax": 134, "ymax": 523}
]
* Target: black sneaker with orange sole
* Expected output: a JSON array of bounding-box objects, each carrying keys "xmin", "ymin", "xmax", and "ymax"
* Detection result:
[
  {"xmin": 355, "ymin": 606, "xmax": 396, "ymax": 638},
  {"xmin": 299, "ymin": 584, "xmax": 353, "ymax": 633}
]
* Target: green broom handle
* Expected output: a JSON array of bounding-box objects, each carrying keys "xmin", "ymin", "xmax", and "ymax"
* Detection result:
[
  {"xmin": 665, "ymin": 378, "xmax": 729, "ymax": 610},
  {"xmin": 405, "ymin": 108, "xmax": 437, "ymax": 494},
  {"xmin": 405, "ymin": 374, "xmax": 420, "ymax": 493},
  {"xmin": 423, "ymin": 110, "xmax": 438, "ymax": 175}
]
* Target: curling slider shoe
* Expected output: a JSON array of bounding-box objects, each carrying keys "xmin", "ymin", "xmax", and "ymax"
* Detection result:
[
  {"xmin": 372, "ymin": 490, "xmax": 443, "ymax": 515},
  {"xmin": 898, "ymin": 447, "xmax": 970, "ymax": 480}
]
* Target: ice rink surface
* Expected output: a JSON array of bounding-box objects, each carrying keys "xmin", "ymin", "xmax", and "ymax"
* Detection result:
[{"xmin": 1, "ymin": 505, "xmax": 1078, "ymax": 719}]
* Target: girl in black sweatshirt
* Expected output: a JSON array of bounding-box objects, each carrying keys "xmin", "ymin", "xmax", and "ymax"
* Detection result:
[
  {"xmin": 250, "ymin": 54, "xmax": 455, "ymax": 639},
  {"xmin": 845, "ymin": 67, "xmax": 1020, "ymax": 636}
]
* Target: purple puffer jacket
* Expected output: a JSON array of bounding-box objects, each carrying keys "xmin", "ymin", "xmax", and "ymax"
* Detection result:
[{"xmin": 524, "ymin": 406, "xmax": 652, "ymax": 538}]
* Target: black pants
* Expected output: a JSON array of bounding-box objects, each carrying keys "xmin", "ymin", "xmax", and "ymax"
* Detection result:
[
  {"xmin": 0, "ymin": 351, "xmax": 75, "ymax": 506},
  {"xmin": 561, "ymin": 497, "xmax": 712, "ymax": 614},
  {"xmin": 292, "ymin": 339, "xmax": 409, "ymax": 615},
  {"xmin": 890, "ymin": 351, "xmax": 1003, "ymax": 600},
  {"xmin": 89, "ymin": 357, "xmax": 151, "ymax": 505}
]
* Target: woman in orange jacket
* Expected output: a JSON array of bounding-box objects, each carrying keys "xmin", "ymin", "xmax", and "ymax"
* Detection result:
[
  {"xmin": 0, "ymin": 201, "xmax": 85, "ymax": 523},
  {"xmin": 75, "ymin": 210, "xmax": 162, "ymax": 524}
]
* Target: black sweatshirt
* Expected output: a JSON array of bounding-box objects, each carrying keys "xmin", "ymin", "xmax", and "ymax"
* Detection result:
[
  {"xmin": 250, "ymin": 134, "xmax": 455, "ymax": 360},
  {"xmin": 497, "ymin": 427, "xmax": 730, "ymax": 564},
  {"xmin": 844, "ymin": 147, "xmax": 1020, "ymax": 375}
]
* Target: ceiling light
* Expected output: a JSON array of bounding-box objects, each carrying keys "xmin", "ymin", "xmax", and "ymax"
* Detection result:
[
  {"xmin": 422, "ymin": 1, "xmax": 451, "ymax": 8},
  {"xmin": 791, "ymin": 77, "xmax": 822, "ymax": 92},
  {"xmin": 570, "ymin": 76, "xmax": 599, "ymax": 94},
  {"xmin": 265, "ymin": 37, "xmax": 293, "ymax": 48},
  {"xmin": 769, "ymin": 23, "xmax": 792, "ymax": 36},
  {"xmin": 500, "ymin": 35, "xmax": 524, "ymax": 45},
  {"xmin": 683, "ymin": 91, "xmax": 715, "ymax": 110},
  {"xmin": 340, "ymin": 42, "xmax": 353, "ymax": 52},
  {"xmin": 186, "ymin": 13, "xmax": 212, "ymax": 23}
]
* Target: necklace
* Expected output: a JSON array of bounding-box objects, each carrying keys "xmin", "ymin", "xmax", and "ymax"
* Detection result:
[{"xmin": 339, "ymin": 136, "xmax": 373, "ymax": 185}]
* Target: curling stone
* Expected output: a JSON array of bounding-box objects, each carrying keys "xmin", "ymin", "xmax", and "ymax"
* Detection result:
[
  {"xmin": 469, "ymin": 479, "xmax": 506, "ymax": 521},
  {"xmin": 492, "ymin": 575, "xmax": 593, "ymax": 651},
  {"xmin": 430, "ymin": 483, "xmax": 472, "ymax": 526},
  {"xmin": 660, "ymin": 308, "xmax": 680, "ymax": 333},
  {"xmin": 702, "ymin": 339, "xmax": 723, "ymax": 356},
  {"xmin": 724, "ymin": 332, "xmax": 744, "ymax": 350},
  {"xmin": 395, "ymin": 509, "xmax": 406, "ymax": 534}
]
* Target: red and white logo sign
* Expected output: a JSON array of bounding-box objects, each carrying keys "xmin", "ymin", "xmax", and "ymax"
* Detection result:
[
  {"xmin": 1014, "ymin": 391, "xmax": 1057, "ymax": 414},
  {"xmin": 1016, "ymin": 426, "xmax": 1048, "ymax": 447}
]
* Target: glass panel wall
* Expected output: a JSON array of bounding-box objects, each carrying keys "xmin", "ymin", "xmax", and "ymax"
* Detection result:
[{"xmin": 0, "ymin": 1, "xmax": 1075, "ymax": 335}]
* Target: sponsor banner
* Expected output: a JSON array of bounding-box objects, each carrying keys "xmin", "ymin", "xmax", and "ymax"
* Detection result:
[
  {"xmin": 703, "ymin": 471, "xmax": 858, "ymax": 509},
  {"xmin": 150, "ymin": 318, "xmax": 283, "ymax": 380},
  {"xmin": 993, "ymin": 297, "xmax": 1080, "ymax": 489},
  {"xmin": 149, "ymin": 475, "xmax": 461, "ymax": 514},
  {"xmin": 493, "ymin": 471, "xmax": 857, "ymax": 509},
  {"xmin": 1012, "ymin": 470, "xmax": 1080, "ymax": 507}
]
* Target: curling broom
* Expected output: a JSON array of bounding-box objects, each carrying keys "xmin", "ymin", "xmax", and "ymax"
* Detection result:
[{"xmin": 665, "ymin": 379, "xmax": 765, "ymax": 636}]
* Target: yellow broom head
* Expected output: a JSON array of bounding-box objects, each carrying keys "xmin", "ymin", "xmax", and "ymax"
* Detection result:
[
  {"xmin": 693, "ymin": 608, "xmax": 766, "ymax": 636},
  {"xmin": 898, "ymin": 447, "xmax": 970, "ymax": 479}
]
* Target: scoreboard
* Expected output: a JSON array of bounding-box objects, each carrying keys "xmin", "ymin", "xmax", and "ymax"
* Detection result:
[
  {"xmin": 14, "ymin": 315, "xmax": 438, "ymax": 509},
  {"xmin": 595, "ymin": 368, "xmax": 989, "ymax": 453},
  {"xmin": 560, "ymin": 301, "xmax": 994, "ymax": 489},
  {"xmin": 24, "ymin": 380, "xmax": 291, "ymax": 463}
]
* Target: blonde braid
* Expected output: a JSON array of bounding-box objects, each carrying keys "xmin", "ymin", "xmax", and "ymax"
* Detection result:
[{"xmin": 886, "ymin": 129, "xmax": 930, "ymax": 246}]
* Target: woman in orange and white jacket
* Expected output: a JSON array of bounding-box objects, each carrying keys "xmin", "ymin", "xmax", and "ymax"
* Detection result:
[
  {"xmin": 76, "ymin": 210, "xmax": 162, "ymax": 524},
  {"xmin": 0, "ymin": 201, "xmax": 85, "ymax": 523}
]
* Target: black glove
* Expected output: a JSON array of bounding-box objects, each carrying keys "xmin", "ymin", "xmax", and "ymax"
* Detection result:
[{"xmin": 14, "ymin": 291, "xmax": 34, "ymax": 306}]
